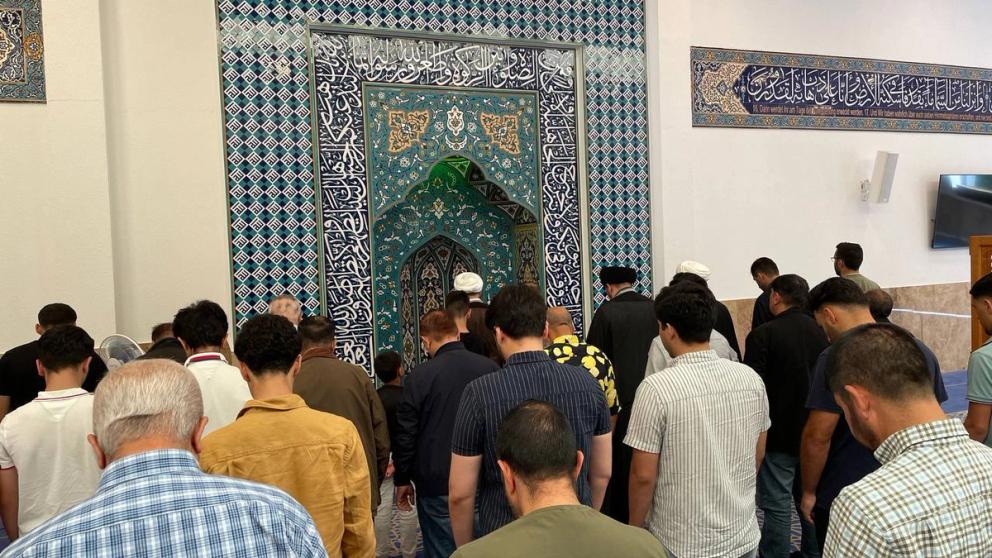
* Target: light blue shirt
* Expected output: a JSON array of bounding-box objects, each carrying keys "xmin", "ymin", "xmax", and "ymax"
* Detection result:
[{"xmin": 2, "ymin": 449, "xmax": 327, "ymax": 557}]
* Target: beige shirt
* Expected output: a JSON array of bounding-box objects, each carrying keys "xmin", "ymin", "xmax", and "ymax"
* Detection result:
[{"xmin": 843, "ymin": 272, "xmax": 881, "ymax": 292}]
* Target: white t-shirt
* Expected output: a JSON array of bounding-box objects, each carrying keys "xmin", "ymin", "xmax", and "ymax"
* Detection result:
[
  {"xmin": 184, "ymin": 353, "xmax": 251, "ymax": 436},
  {"xmin": 644, "ymin": 330, "xmax": 738, "ymax": 378},
  {"xmin": 0, "ymin": 387, "xmax": 101, "ymax": 534}
]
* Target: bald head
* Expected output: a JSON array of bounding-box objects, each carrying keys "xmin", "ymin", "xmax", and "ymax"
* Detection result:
[{"xmin": 546, "ymin": 307, "xmax": 575, "ymax": 341}]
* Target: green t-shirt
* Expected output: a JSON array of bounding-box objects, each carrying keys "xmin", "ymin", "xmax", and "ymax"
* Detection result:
[
  {"xmin": 451, "ymin": 505, "xmax": 666, "ymax": 558},
  {"xmin": 968, "ymin": 340, "xmax": 992, "ymax": 447}
]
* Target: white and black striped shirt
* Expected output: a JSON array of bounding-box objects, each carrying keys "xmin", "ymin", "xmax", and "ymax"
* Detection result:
[{"xmin": 625, "ymin": 350, "xmax": 769, "ymax": 558}]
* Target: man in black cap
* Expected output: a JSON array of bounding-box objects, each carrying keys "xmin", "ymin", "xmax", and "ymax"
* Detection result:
[{"xmin": 585, "ymin": 266, "xmax": 657, "ymax": 523}]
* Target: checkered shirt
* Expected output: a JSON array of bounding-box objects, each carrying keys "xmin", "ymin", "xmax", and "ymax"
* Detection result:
[
  {"xmin": 824, "ymin": 419, "xmax": 992, "ymax": 557},
  {"xmin": 2, "ymin": 449, "xmax": 327, "ymax": 557}
]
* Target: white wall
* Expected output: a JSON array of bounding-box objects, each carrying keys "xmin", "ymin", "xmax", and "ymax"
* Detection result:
[
  {"xmin": 647, "ymin": 0, "xmax": 989, "ymax": 300},
  {"xmin": 0, "ymin": 0, "xmax": 117, "ymax": 349},
  {"xmin": 0, "ymin": 0, "xmax": 230, "ymax": 350},
  {"xmin": 99, "ymin": 0, "xmax": 231, "ymax": 341}
]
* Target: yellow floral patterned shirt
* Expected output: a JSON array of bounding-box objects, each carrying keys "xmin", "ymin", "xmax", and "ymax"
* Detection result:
[{"xmin": 546, "ymin": 335, "xmax": 621, "ymax": 415}]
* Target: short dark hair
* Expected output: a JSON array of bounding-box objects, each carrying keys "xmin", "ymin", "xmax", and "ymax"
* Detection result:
[
  {"xmin": 234, "ymin": 314, "xmax": 301, "ymax": 375},
  {"xmin": 825, "ymin": 323, "xmax": 933, "ymax": 401},
  {"xmin": 420, "ymin": 310, "xmax": 458, "ymax": 340},
  {"xmin": 970, "ymin": 272, "xmax": 992, "ymax": 299},
  {"xmin": 38, "ymin": 303, "xmax": 77, "ymax": 329},
  {"xmin": 834, "ymin": 242, "xmax": 864, "ymax": 270},
  {"xmin": 807, "ymin": 277, "xmax": 869, "ymax": 313},
  {"xmin": 172, "ymin": 300, "xmax": 229, "ymax": 350},
  {"xmin": 151, "ymin": 323, "xmax": 173, "ymax": 342},
  {"xmin": 866, "ymin": 289, "xmax": 894, "ymax": 322},
  {"xmin": 374, "ymin": 351, "xmax": 402, "ymax": 383},
  {"xmin": 38, "ymin": 325, "xmax": 94, "ymax": 371},
  {"xmin": 487, "ymin": 285, "xmax": 546, "ymax": 339},
  {"xmin": 299, "ymin": 316, "xmax": 336, "ymax": 348},
  {"xmin": 445, "ymin": 290, "xmax": 471, "ymax": 318},
  {"xmin": 496, "ymin": 400, "xmax": 577, "ymax": 487},
  {"xmin": 750, "ymin": 257, "xmax": 779, "ymax": 277},
  {"xmin": 654, "ymin": 282, "xmax": 715, "ymax": 344},
  {"xmin": 669, "ymin": 272, "xmax": 709, "ymax": 288},
  {"xmin": 770, "ymin": 274, "xmax": 809, "ymax": 308}
]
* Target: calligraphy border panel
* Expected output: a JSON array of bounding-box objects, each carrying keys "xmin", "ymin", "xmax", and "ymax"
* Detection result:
[
  {"xmin": 216, "ymin": 0, "xmax": 652, "ymax": 372},
  {"xmin": 692, "ymin": 46, "xmax": 992, "ymax": 134}
]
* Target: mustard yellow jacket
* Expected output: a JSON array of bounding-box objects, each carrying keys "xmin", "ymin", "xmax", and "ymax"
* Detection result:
[{"xmin": 200, "ymin": 394, "xmax": 374, "ymax": 558}]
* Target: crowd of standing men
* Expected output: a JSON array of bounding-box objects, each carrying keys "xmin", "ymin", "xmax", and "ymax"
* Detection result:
[{"xmin": 0, "ymin": 241, "xmax": 989, "ymax": 557}]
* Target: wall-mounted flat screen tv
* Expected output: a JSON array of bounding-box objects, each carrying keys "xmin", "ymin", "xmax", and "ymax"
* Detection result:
[{"xmin": 932, "ymin": 174, "xmax": 992, "ymax": 249}]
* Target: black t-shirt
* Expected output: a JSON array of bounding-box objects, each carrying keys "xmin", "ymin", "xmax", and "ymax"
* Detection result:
[
  {"xmin": 805, "ymin": 337, "xmax": 947, "ymax": 511},
  {"xmin": 376, "ymin": 384, "xmax": 404, "ymax": 450},
  {"xmin": 0, "ymin": 340, "xmax": 108, "ymax": 411}
]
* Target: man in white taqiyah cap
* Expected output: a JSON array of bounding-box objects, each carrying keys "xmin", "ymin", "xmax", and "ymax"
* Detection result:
[
  {"xmin": 675, "ymin": 260, "xmax": 711, "ymax": 281},
  {"xmin": 453, "ymin": 272, "xmax": 485, "ymax": 303}
]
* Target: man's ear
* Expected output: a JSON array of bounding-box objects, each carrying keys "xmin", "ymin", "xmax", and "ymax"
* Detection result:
[
  {"xmin": 191, "ymin": 416, "xmax": 209, "ymax": 455},
  {"xmin": 497, "ymin": 459, "xmax": 515, "ymax": 494},
  {"xmin": 573, "ymin": 450, "xmax": 585, "ymax": 481},
  {"xmin": 81, "ymin": 355, "xmax": 92, "ymax": 378},
  {"xmin": 238, "ymin": 361, "xmax": 252, "ymax": 384},
  {"xmin": 35, "ymin": 358, "xmax": 45, "ymax": 378},
  {"xmin": 88, "ymin": 434, "xmax": 108, "ymax": 470},
  {"xmin": 290, "ymin": 355, "xmax": 302, "ymax": 378},
  {"xmin": 177, "ymin": 337, "xmax": 192, "ymax": 356},
  {"xmin": 842, "ymin": 384, "xmax": 872, "ymax": 417},
  {"xmin": 35, "ymin": 324, "xmax": 43, "ymax": 336}
]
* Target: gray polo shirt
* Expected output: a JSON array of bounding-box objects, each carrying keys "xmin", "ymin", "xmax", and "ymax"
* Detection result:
[{"xmin": 625, "ymin": 350, "xmax": 769, "ymax": 558}]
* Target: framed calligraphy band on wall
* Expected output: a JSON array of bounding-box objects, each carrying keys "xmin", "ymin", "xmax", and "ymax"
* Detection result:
[{"xmin": 692, "ymin": 46, "xmax": 992, "ymax": 134}]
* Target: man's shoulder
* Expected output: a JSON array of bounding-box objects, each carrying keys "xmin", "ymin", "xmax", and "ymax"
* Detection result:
[
  {"xmin": 11, "ymin": 468, "xmax": 308, "ymax": 552},
  {"xmin": 0, "ymin": 341, "xmax": 37, "ymax": 361}
]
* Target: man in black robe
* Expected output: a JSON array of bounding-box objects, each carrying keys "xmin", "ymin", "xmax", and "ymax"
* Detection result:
[{"xmin": 585, "ymin": 266, "xmax": 657, "ymax": 523}]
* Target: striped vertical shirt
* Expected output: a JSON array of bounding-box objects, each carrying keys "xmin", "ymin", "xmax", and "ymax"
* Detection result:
[
  {"xmin": 451, "ymin": 351, "xmax": 611, "ymax": 535},
  {"xmin": 2, "ymin": 449, "xmax": 327, "ymax": 557},
  {"xmin": 625, "ymin": 350, "xmax": 769, "ymax": 558},
  {"xmin": 823, "ymin": 419, "xmax": 992, "ymax": 557}
]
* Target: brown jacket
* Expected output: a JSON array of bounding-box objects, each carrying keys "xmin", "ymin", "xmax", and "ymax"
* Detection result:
[
  {"xmin": 296, "ymin": 347, "xmax": 390, "ymax": 507},
  {"xmin": 200, "ymin": 394, "xmax": 375, "ymax": 557}
]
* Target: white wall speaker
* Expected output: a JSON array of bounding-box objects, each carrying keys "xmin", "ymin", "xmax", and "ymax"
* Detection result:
[{"xmin": 861, "ymin": 151, "xmax": 899, "ymax": 203}]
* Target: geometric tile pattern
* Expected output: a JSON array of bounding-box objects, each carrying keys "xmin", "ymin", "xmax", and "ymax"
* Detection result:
[
  {"xmin": 216, "ymin": 1, "xmax": 652, "ymax": 371},
  {"xmin": 0, "ymin": 0, "xmax": 45, "ymax": 102},
  {"xmin": 692, "ymin": 46, "xmax": 992, "ymax": 134}
]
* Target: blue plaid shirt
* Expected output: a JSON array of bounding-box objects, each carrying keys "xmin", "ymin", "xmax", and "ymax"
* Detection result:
[{"xmin": 2, "ymin": 449, "xmax": 327, "ymax": 557}]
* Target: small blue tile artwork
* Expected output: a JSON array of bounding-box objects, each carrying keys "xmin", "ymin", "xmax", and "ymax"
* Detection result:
[{"xmin": 0, "ymin": 0, "xmax": 44, "ymax": 102}]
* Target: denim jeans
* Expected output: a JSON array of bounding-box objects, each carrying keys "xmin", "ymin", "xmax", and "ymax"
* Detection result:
[
  {"xmin": 374, "ymin": 477, "xmax": 419, "ymax": 558},
  {"xmin": 416, "ymin": 495, "xmax": 456, "ymax": 558},
  {"xmin": 757, "ymin": 451, "xmax": 820, "ymax": 558}
]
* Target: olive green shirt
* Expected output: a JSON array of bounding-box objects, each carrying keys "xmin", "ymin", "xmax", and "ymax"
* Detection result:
[
  {"xmin": 451, "ymin": 505, "xmax": 666, "ymax": 558},
  {"xmin": 843, "ymin": 272, "xmax": 881, "ymax": 292}
]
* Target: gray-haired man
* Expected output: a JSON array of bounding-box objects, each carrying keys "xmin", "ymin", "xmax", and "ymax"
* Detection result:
[{"xmin": 2, "ymin": 360, "xmax": 326, "ymax": 557}]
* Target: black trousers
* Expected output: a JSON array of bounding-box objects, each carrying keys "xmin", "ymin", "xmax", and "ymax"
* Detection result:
[
  {"xmin": 601, "ymin": 406, "xmax": 632, "ymax": 523},
  {"xmin": 813, "ymin": 503, "xmax": 831, "ymax": 550}
]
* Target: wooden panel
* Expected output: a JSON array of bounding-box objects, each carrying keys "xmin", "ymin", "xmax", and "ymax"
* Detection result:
[{"xmin": 970, "ymin": 236, "xmax": 992, "ymax": 350}]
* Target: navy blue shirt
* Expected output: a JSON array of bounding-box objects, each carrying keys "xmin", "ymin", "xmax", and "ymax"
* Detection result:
[
  {"xmin": 806, "ymin": 337, "xmax": 947, "ymax": 511},
  {"xmin": 451, "ymin": 351, "xmax": 611, "ymax": 536}
]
